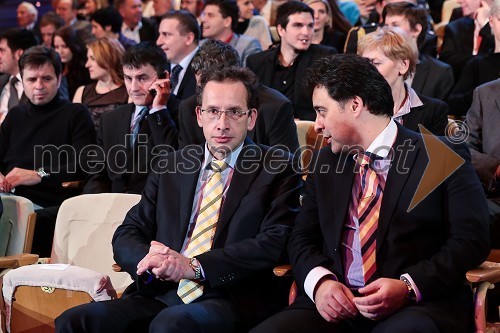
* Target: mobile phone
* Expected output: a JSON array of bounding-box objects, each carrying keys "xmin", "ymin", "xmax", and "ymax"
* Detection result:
[{"xmin": 149, "ymin": 72, "xmax": 168, "ymax": 97}]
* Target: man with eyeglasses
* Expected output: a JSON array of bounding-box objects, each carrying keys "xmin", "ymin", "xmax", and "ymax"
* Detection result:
[{"xmin": 56, "ymin": 66, "xmax": 302, "ymax": 333}]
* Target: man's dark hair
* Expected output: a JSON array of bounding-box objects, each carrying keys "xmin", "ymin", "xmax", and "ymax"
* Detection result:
[
  {"xmin": 382, "ymin": 2, "xmax": 428, "ymax": 48},
  {"xmin": 191, "ymin": 39, "xmax": 240, "ymax": 75},
  {"xmin": 197, "ymin": 66, "xmax": 259, "ymax": 109},
  {"xmin": 306, "ymin": 54, "xmax": 393, "ymax": 117},
  {"xmin": 19, "ymin": 45, "xmax": 62, "ymax": 78},
  {"xmin": 39, "ymin": 11, "xmax": 65, "ymax": 29},
  {"xmin": 161, "ymin": 10, "xmax": 201, "ymax": 44},
  {"xmin": 91, "ymin": 7, "xmax": 123, "ymax": 34},
  {"xmin": 122, "ymin": 42, "xmax": 169, "ymax": 77},
  {"xmin": 0, "ymin": 28, "xmax": 39, "ymax": 53},
  {"xmin": 275, "ymin": 1, "xmax": 314, "ymax": 30},
  {"xmin": 204, "ymin": 0, "xmax": 239, "ymax": 32}
]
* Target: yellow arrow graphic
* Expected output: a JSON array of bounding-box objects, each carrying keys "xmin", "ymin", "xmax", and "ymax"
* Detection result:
[{"xmin": 408, "ymin": 125, "xmax": 465, "ymax": 212}]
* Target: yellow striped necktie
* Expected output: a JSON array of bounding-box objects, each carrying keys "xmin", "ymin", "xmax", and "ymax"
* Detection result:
[{"xmin": 177, "ymin": 160, "xmax": 228, "ymax": 303}]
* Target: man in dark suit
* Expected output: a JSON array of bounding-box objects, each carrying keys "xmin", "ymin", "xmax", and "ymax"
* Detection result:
[
  {"xmin": 246, "ymin": 1, "xmax": 337, "ymax": 121},
  {"xmin": 56, "ymin": 66, "xmax": 302, "ymax": 333},
  {"xmin": 251, "ymin": 54, "xmax": 490, "ymax": 333},
  {"xmin": 156, "ymin": 10, "xmax": 199, "ymax": 100},
  {"xmin": 56, "ymin": 0, "xmax": 93, "ymax": 44},
  {"xmin": 83, "ymin": 42, "xmax": 178, "ymax": 194},
  {"xmin": 466, "ymin": 79, "xmax": 500, "ymax": 248},
  {"xmin": 440, "ymin": 0, "xmax": 494, "ymax": 82},
  {"xmin": 117, "ymin": 0, "xmax": 158, "ymax": 43},
  {"xmin": 178, "ymin": 40, "xmax": 299, "ymax": 153},
  {"xmin": 0, "ymin": 28, "xmax": 38, "ymax": 123}
]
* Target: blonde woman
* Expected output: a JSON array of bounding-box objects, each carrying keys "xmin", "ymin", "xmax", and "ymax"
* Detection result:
[
  {"xmin": 358, "ymin": 27, "xmax": 448, "ymax": 135},
  {"xmin": 73, "ymin": 38, "xmax": 129, "ymax": 130},
  {"xmin": 236, "ymin": 0, "xmax": 273, "ymax": 50}
]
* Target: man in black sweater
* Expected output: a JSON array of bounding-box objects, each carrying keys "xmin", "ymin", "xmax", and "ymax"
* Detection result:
[{"xmin": 0, "ymin": 45, "xmax": 96, "ymax": 255}]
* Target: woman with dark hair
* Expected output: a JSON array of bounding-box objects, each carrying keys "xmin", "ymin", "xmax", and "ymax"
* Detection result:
[
  {"xmin": 304, "ymin": 0, "xmax": 351, "ymax": 52},
  {"xmin": 53, "ymin": 26, "xmax": 92, "ymax": 100},
  {"xmin": 73, "ymin": 38, "xmax": 129, "ymax": 130}
]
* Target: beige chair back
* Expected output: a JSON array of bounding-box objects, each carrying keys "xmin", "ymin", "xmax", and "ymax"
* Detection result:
[
  {"xmin": 0, "ymin": 196, "xmax": 35, "ymax": 257},
  {"xmin": 50, "ymin": 193, "xmax": 141, "ymax": 294},
  {"xmin": 295, "ymin": 120, "xmax": 326, "ymax": 174}
]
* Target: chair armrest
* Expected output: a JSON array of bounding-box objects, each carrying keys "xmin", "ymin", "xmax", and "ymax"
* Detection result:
[
  {"xmin": 466, "ymin": 261, "xmax": 500, "ymax": 284},
  {"xmin": 61, "ymin": 181, "xmax": 85, "ymax": 189},
  {"xmin": 0, "ymin": 253, "xmax": 39, "ymax": 269},
  {"xmin": 273, "ymin": 264, "xmax": 292, "ymax": 277}
]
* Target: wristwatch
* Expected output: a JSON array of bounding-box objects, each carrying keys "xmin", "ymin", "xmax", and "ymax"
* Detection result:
[
  {"xmin": 36, "ymin": 167, "xmax": 50, "ymax": 179},
  {"xmin": 401, "ymin": 276, "xmax": 417, "ymax": 303},
  {"xmin": 189, "ymin": 257, "xmax": 202, "ymax": 280}
]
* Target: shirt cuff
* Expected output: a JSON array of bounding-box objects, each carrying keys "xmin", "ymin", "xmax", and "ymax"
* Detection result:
[
  {"xmin": 304, "ymin": 266, "xmax": 338, "ymax": 303},
  {"xmin": 149, "ymin": 106, "xmax": 167, "ymax": 114},
  {"xmin": 401, "ymin": 273, "xmax": 422, "ymax": 302}
]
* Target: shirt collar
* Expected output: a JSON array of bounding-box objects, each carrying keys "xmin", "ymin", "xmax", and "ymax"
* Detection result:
[
  {"xmin": 365, "ymin": 119, "xmax": 398, "ymax": 158},
  {"xmin": 122, "ymin": 20, "xmax": 142, "ymax": 32},
  {"xmin": 202, "ymin": 141, "xmax": 244, "ymax": 171},
  {"xmin": 393, "ymin": 84, "xmax": 423, "ymax": 121},
  {"xmin": 173, "ymin": 46, "xmax": 199, "ymax": 71}
]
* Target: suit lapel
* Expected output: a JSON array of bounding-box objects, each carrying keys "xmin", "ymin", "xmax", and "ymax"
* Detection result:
[
  {"xmin": 259, "ymin": 48, "xmax": 278, "ymax": 86},
  {"xmin": 376, "ymin": 125, "xmax": 420, "ymax": 251},
  {"xmin": 326, "ymin": 153, "xmax": 356, "ymax": 248},
  {"xmin": 177, "ymin": 146, "xmax": 204, "ymax": 249},
  {"xmin": 214, "ymin": 141, "xmax": 261, "ymax": 242}
]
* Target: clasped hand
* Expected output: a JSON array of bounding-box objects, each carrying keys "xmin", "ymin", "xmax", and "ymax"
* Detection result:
[
  {"xmin": 315, "ymin": 277, "xmax": 408, "ymax": 322},
  {"xmin": 0, "ymin": 168, "xmax": 41, "ymax": 193},
  {"xmin": 136, "ymin": 241, "xmax": 194, "ymax": 282}
]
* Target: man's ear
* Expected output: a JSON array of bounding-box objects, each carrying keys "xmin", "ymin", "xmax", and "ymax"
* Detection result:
[
  {"xmin": 14, "ymin": 49, "xmax": 24, "ymax": 62},
  {"xmin": 277, "ymin": 24, "xmax": 285, "ymax": 38},
  {"xmin": 196, "ymin": 106, "xmax": 203, "ymax": 127},
  {"xmin": 104, "ymin": 25, "xmax": 113, "ymax": 33},
  {"xmin": 223, "ymin": 16, "xmax": 232, "ymax": 29},
  {"xmin": 412, "ymin": 23, "xmax": 423, "ymax": 39},
  {"xmin": 185, "ymin": 32, "xmax": 195, "ymax": 46}
]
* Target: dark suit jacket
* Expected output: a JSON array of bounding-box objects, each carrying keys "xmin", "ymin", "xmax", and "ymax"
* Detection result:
[
  {"xmin": 83, "ymin": 102, "xmax": 178, "ymax": 194},
  {"xmin": 440, "ymin": 17, "xmax": 494, "ymax": 81},
  {"xmin": 288, "ymin": 124, "xmax": 489, "ymax": 333},
  {"xmin": 167, "ymin": 59, "xmax": 197, "ymax": 100},
  {"xmin": 246, "ymin": 44, "xmax": 337, "ymax": 120},
  {"xmin": 412, "ymin": 55, "xmax": 454, "ymax": 101},
  {"xmin": 178, "ymin": 85, "xmax": 300, "ymax": 153},
  {"xmin": 112, "ymin": 141, "xmax": 302, "ymax": 325},
  {"xmin": 138, "ymin": 17, "xmax": 159, "ymax": 43},
  {"xmin": 402, "ymin": 93, "xmax": 449, "ymax": 136}
]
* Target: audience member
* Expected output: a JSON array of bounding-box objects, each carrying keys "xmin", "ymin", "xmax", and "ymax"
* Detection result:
[
  {"xmin": 382, "ymin": 2, "xmax": 454, "ymax": 100},
  {"xmin": 181, "ymin": 0, "xmax": 204, "ymax": 19},
  {"xmin": 0, "ymin": 46, "xmax": 95, "ymax": 254},
  {"xmin": 151, "ymin": 0, "xmax": 174, "ymax": 24},
  {"xmin": 156, "ymin": 10, "xmax": 200, "ymax": 100},
  {"xmin": 235, "ymin": 0, "xmax": 273, "ymax": 50},
  {"xmin": 56, "ymin": 0, "xmax": 94, "ymax": 43},
  {"xmin": 251, "ymin": 53, "xmax": 490, "ymax": 333},
  {"xmin": 116, "ymin": 0, "xmax": 159, "ymax": 43},
  {"xmin": 466, "ymin": 79, "xmax": 500, "ymax": 248},
  {"xmin": 79, "ymin": 0, "xmax": 108, "ymax": 19},
  {"xmin": 178, "ymin": 40, "xmax": 300, "ymax": 152},
  {"xmin": 0, "ymin": 28, "xmax": 39, "ymax": 123},
  {"xmin": 201, "ymin": 0, "xmax": 262, "ymax": 66},
  {"xmin": 358, "ymin": 27, "xmax": 448, "ymax": 135},
  {"xmin": 447, "ymin": 0, "xmax": 500, "ymax": 118},
  {"xmin": 247, "ymin": 0, "xmax": 337, "ymax": 120},
  {"xmin": 82, "ymin": 42, "xmax": 178, "ymax": 194},
  {"xmin": 304, "ymin": 0, "xmax": 351, "ymax": 52},
  {"xmin": 73, "ymin": 38, "xmax": 128, "ymax": 130},
  {"xmin": 440, "ymin": 0, "xmax": 494, "ymax": 81},
  {"xmin": 90, "ymin": 7, "xmax": 137, "ymax": 49},
  {"xmin": 54, "ymin": 26, "xmax": 92, "ymax": 100},
  {"xmin": 17, "ymin": 2, "xmax": 39, "ymax": 30},
  {"xmin": 56, "ymin": 66, "xmax": 302, "ymax": 333},
  {"xmin": 38, "ymin": 11, "xmax": 65, "ymax": 48}
]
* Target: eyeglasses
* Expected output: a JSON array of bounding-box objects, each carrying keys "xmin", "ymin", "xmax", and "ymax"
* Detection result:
[{"xmin": 200, "ymin": 107, "xmax": 252, "ymax": 120}]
